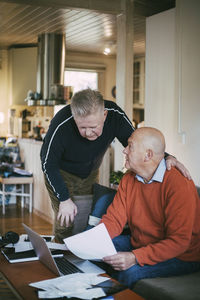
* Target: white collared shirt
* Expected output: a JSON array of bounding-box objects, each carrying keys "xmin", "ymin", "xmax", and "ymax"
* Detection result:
[{"xmin": 135, "ymin": 158, "xmax": 166, "ymax": 184}]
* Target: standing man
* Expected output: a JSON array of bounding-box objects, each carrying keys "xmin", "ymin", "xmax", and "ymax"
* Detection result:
[
  {"xmin": 102, "ymin": 127, "xmax": 200, "ymax": 288},
  {"xmin": 41, "ymin": 89, "xmax": 190, "ymax": 242}
]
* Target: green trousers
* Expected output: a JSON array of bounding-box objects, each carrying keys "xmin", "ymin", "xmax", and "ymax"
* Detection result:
[{"xmin": 44, "ymin": 169, "xmax": 99, "ymax": 243}]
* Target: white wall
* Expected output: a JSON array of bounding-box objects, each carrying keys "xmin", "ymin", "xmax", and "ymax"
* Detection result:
[
  {"xmin": 0, "ymin": 47, "xmax": 37, "ymax": 137},
  {"xmin": 145, "ymin": 9, "xmax": 176, "ymax": 153},
  {"xmin": 10, "ymin": 47, "xmax": 37, "ymax": 105},
  {"xmin": 145, "ymin": 1, "xmax": 200, "ymax": 186}
]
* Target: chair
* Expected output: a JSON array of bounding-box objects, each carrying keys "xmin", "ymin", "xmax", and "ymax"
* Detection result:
[{"xmin": 0, "ymin": 176, "xmax": 33, "ymax": 214}]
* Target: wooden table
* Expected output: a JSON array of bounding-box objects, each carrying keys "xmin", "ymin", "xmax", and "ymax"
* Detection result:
[{"xmin": 0, "ymin": 253, "xmax": 144, "ymax": 300}]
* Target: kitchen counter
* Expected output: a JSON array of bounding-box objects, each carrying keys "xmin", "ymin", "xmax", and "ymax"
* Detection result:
[
  {"xmin": 18, "ymin": 138, "xmax": 110, "ymax": 223},
  {"xmin": 18, "ymin": 138, "xmax": 53, "ymax": 223},
  {"xmin": 20, "ymin": 138, "xmax": 43, "ymax": 145}
]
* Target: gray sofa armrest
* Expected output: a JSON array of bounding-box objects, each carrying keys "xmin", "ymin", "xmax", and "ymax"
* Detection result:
[{"xmin": 132, "ymin": 271, "xmax": 200, "ymax": 300}]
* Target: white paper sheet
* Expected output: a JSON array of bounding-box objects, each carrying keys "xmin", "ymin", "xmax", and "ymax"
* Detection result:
[
  {"xmin": 63, "ymin": 223, "xmax": 117, "ymax": 260},
  {"xmin": 38, "ymin": 287, "xmax": 105, "ymax": 299},
  {"xmin": 30, "ymin": 273, "xmax": 108, "ymax": 299},
  {"xmin": 47, "ymin": 242, "xmax": 68, "ymax": 251},
  {"xmin": 13, "ymin": 167, "xmax": 32, "ymax": 176}
]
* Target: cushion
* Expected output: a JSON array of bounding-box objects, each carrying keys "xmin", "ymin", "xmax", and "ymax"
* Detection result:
[
  {"xmin": 71, "ymin": 195, "xmax": 93, "ymax": 234},
  {"xmin": 133, "ymin": 271, "xmax": 200, "ymax": 300}
]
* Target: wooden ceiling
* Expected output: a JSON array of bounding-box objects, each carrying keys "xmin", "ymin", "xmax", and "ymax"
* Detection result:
[{"xmin": 0, "ymin": 0, "xmax": 175, "ymax": 56}]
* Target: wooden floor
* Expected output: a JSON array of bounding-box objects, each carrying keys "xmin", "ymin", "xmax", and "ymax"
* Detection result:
[{"xmin": 0, "ymin": 203, "xmax": 53, "ymax": 237}]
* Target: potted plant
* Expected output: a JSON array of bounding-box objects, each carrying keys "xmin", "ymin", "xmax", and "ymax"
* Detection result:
[{"xmin": 110, "ymin": 170, "xmax": 124, "ymax": 189}]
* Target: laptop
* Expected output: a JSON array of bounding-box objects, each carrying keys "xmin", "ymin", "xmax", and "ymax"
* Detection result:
[{"xmin": 22, "ymin": 223, "xmax": 105, "ymax": 276}]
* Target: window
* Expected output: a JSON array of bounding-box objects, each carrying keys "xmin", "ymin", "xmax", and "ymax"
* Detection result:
[{"xmin": 64, "ymin": 70, "xmax": 98, "ymax": 94}]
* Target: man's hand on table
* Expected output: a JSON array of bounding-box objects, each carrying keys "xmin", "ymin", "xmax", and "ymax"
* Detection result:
[
  {"xmin": 103, "ymin": 252, "xmax": 136, "ymax": 271},
  {"xmin": 57, "ymin": 198, "xmax": 77, "ymax": 227}
]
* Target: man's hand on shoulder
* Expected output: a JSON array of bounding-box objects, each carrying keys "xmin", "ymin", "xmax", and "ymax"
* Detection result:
[
  {"xmin": 57, "ymin": 198, "xmax": 78, "ymax": 227},
  {"xmin": 103, "ymin": 252, "xmax": 136, "ymax": 271},
  {"xmin": 166, "ymin": 155, "xmax": 191, "ymax": 180}
]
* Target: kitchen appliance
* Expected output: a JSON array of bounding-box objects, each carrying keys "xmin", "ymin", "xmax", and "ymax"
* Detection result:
[
  {"xmin": 25, "ymin": 33, "xmax": 66, "ymax": 106},
  {"xmin": 64, "ymin": 86, "xmax": 73, "ymax": 101},
  {"xmin": 37, "ymin": 33, "xmax": 65, "ymax": 101},
  {"xmin": 50, "ymin": 84, "xmax": 64, "ymax": 100}
]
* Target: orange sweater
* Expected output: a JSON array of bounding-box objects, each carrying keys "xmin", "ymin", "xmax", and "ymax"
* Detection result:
[{"xmin": 102, "ymin": 168, "xmax": 200, "ymax": 266}]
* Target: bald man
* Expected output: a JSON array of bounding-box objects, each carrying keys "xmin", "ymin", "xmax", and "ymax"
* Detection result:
[{"xmin": 101, "ymin": 127, "xmax": 200, "ymax": 288}]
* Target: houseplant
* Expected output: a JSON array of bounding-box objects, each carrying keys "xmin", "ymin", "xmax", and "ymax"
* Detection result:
[{"xmin": 110, "ymin": 170, "xmax": 124, "ymax": 189}]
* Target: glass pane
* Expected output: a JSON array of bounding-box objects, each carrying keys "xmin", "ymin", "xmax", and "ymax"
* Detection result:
[
  {"xmin": 134, "ymin": 76, "xmax": 140, "ymax": 89},
  {"xmin": 64, "ymin": 70, "xmax": 98, "ymax": 94},
  {"xmin": 134, "ymin": 62, "xmax": 140, "ymax": 75},
  {"xmin": 133, "ymin": 91, "xmax": 140, "ymax": 103}
]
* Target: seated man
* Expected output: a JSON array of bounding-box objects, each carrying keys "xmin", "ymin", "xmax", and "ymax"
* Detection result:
[{"xmin": 101, "ymin": 127, "xmax": 200, "ymax": 288}]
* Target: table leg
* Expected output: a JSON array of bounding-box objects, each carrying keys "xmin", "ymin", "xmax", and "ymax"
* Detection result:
[
  {"xmin": 2, "ymin": 183, "xmax": 5, "ymax": 215},
  {"xmin": 29, "ymin": 183, "xmax": 33, "ymax": 213},
  {"xmin": 21, "ymin": 184, "xmax": 24, "ymax": 208}
]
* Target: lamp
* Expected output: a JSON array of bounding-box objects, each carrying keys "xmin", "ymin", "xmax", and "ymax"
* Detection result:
[
  {"xmin": 103, "ymin": 47, "xmax": 111, "ymax": 55},
  {"xmin": 103, "ymin": 41, "xmax": 116, "ymax": 55}
]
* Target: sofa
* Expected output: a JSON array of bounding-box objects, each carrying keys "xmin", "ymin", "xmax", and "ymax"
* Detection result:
[{"xmin": 75, "ymin": 183, "xmax": 200, "ymax": 300}]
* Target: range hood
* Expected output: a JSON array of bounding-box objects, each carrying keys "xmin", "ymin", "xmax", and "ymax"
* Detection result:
[
  {"xmin": 37, "ymin": 33, "xmax": 65, "ymax": 101},
  {"xmin": 26, "ymin": 33, "xmax": 66, "ymax": 106}
]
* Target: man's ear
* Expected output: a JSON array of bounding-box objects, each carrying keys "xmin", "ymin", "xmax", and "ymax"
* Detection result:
[
  {"xmin": 103, "ymin": 110, "xmax": 108, "ymax": 120},
  {"xmin": 144, "ymin": 149, "xmax": 153, "ymax": 162}
]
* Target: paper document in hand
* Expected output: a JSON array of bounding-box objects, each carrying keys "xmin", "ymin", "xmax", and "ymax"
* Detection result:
[
  {"xmin": 63, "ymin": 223, "xmax": 117, "ymax": 260},
  {"xmin": 13, "ymin": 167, "xmax": 32, "ymax": 176}
]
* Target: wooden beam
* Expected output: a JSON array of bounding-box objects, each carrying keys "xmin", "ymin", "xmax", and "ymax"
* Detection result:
[{"xmin": 0, "ymin": 0, "xmax": 124, "ymax": 14}]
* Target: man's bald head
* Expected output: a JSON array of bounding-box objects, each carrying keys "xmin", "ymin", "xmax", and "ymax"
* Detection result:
[
  {"xmin": 123, "ymin": 127, "xmax": 166, "ymax": 180},
  {"xmin": 132, "ymin": 127, "xmax": 166, "ymax": 158}
]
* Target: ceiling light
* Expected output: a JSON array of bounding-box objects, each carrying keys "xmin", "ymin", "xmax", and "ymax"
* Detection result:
[{"xmin": 103, "ymin": 47, "xmax": 111, "ymax": 55}]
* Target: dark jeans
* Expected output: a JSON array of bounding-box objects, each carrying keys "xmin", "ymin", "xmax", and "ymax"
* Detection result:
[{"xmin": 109, "ymin": 235, "xmax": 200, "ymax": 288}]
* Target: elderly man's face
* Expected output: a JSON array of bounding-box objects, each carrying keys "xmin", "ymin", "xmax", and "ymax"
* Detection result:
[
  {"xmin": 123, "ymin": 133, "xmax": 145, "ymax": 172},
  {"xmin": 74, "ymin": 110, "xmax": 107, "ymax": 141}
]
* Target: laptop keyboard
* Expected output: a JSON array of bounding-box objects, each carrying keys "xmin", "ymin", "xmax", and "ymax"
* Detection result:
[{"xmin": 54, "ymin": 256, "xmax": 83, "ymax": 275}]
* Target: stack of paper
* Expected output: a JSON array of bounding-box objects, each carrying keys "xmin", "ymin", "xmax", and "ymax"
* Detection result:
[{"xmin": 30, "ymin": 273, "xmax": 109, "ymax": 299}]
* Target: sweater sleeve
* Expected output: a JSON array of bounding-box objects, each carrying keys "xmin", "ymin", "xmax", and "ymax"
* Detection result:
[
  {"xmin": 40, "ymin": 123, "xmax": 70, "ymax": 202},
  {"xmin": 133, "ymin": 177, "xmax": 197, "ymax": 266}
]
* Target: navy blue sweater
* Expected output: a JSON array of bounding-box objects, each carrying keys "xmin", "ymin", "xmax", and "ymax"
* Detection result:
[{"xmin": 40, "ymin": 100, "xmax": 134, "ymax": 201}]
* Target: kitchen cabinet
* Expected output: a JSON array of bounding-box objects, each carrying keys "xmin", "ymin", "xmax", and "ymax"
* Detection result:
[{"xmin": 9, "ymin": 47, "xmax": 37, "ymax": 105}]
